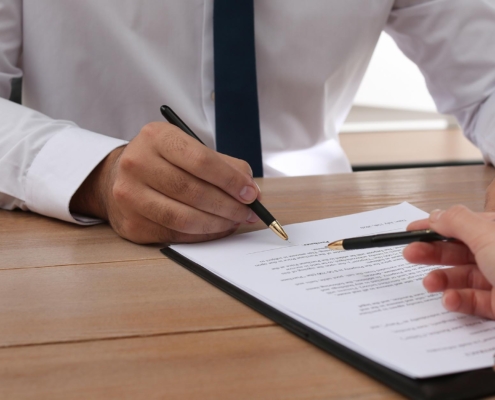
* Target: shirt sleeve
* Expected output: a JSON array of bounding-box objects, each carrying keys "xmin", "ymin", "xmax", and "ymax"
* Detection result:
[
  {"xmin": 0, "ymin": 0, "xmax": 127, "ymax": 225},
  {"xmin": 386, "ymin": 0, "xmax": 495, "ymax": 165}
]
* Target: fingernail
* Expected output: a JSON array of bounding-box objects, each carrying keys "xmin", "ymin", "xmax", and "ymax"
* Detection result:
[
  {"xmin": 246, "ymin": 210, "xmax": 260, "ymax": 223},
  {"xmin": 254, "ymin": 181, "xmax": 261, "ymax": 193},
  {"xmin": 430, "ymin": 209, "xmax": 444, "ymax": 223},
  {"xmin": 441, "ymin": 293, "xmax": 448, "ymax": 308},
  {"xmin": 254, "ymin": 181, "xmax": 262, "ymax": 200},
  {"xmin": 240, "ymin": 185, "xmax": 256, "ymax": 202}
]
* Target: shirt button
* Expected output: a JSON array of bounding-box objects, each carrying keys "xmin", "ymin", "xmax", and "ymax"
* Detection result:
[{"xmin": 210, "ymin": 91, "xmax": 215, "ymax": 101}]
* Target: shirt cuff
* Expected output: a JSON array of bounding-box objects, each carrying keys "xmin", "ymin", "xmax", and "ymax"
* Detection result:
[{"xmin": 25, "ymin": 128, "xmax": 128, "ymax": 225}]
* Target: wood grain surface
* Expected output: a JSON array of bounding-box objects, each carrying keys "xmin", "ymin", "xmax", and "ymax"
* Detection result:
[
  {"xmin": 1, "ymin": 165, "xmax": 494, "ymax": 399},
  {"xmin": 0, "ymin": 326, "xmax": 397, "ymax": 400}
]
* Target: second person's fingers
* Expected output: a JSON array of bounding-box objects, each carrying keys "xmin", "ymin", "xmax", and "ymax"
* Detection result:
[
  {"xmin": 428, "ymin": 206, "xmax": 495, "ymax": 281},
  {"xmin": 441, "ymin": 288, "xmax": 495, "ymax": 320},
  {"xmin": 407, "ymin": 212, "xmax": 495, "ymax": 232},
  {"xmin": 423, "ymin": 266, "xmax": 492, "ymax": 292},
  {"xmin": 428, "ymin": 206, "xmax": 495, "ymax": 252},
  {"xmin": 406, "ymin": 219, "xmax": 429, "ymax": 231},
  {"xmin": 403, "ymin": 241, "xmax": 476, "ymax": 266}
]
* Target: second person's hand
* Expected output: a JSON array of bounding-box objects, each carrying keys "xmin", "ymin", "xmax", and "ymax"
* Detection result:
[
  {"xmin": 403, "ymin": 205, "xmax": 495, "ymax": 319},
  {"xmin": 70, "ymin": 122, "xmax": 260, "ymax": 244}
]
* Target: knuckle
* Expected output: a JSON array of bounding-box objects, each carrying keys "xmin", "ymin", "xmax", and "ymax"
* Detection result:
[
  {"xmin": 189, "ymin": 148, "xmax": 210, "ymax": 170},
  {"xmin": 223, "ymin": 173, "xmax": 240, "ymax": 192},
  {"xmin": 445, "ymin": 206, "xmax": 493, "ymax": 254},
  {"xmin": 210, "ymin": 197, "xmax": 224, "ymax": 215},
  {"xmin": 139, "ymin": 122, "xmax": 161, "ymax": 140},
  {"xmin": 446, "ymin": 204, "xmax": 468, "ymax": 220},
  {"xmin": 168, "ymin": 173, "xmax": 191, "ymax": 197},
  {"xmin": 154, "ymin": 204, "xmax": 176, "ymax": 228},
  {"xmin": 237, "ymin": 159, "xmax": 253, "ymax": 176},
  {"xmin": 201, "ymin": 218, "xmax": 230, "ymax": 235},
  {"xmin": 141, "ymin": 200, "xmax": 159, "ymax": 221},
  {"xmin": 165, "ymin": 175, "xmax": 206, "ymax": 207},
  {"xmin": 227, "ymin": 202, "xmax": 247, "ymax": 221},
  {"xmin": 122, "ymin": 219, "xmax": 140, "ymax": 236},
  {"xmin": 201, "ymin": 219, "xmax": 216, "ymax": 235},
  {"xmin": 187, "ymin": 182, "xmax": 206, "ymax": 205},
  {"xmin": 139, "ymin": 199, "xmax": 194, "ymax": 233},
  {"xmin": 223, "ymin": 155, "xmax": 252, "ymax": 176},
  {"xmin": 169, "ymin": 210, "xmax": 193, "ymax": 233},
  {"xmin": 470, "ymin": 233, "xmax": 493, "ymax": 256},
  {"xmin": 112, "ymin": 182, "xmax": 131, "ymax": 203},
  {"xmin": 116, "ymin": 218, "xmax": 140, "ymax": 242},
  {"xmin": 118, "ymin": 154, "xmax": 138, "ymax": 172}
]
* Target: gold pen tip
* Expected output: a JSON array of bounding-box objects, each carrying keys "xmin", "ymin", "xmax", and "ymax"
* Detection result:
[
  {"xmin": 327, "ymin": 240, "xmax": 344, "ymax": 250},
  {"xmin": 269, "ymin": 221, "xmax": 289, "ymax": 240}
]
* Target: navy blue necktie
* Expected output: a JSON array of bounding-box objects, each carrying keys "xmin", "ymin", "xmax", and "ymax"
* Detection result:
[{"xmin": 213, "ymin": 0, "xmax": 263, "ymax": 177}]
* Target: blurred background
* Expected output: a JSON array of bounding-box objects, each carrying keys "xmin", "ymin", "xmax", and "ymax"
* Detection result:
[{"xmin": 340, "ymin": 32, "xmax": 483, "ymax": 171}]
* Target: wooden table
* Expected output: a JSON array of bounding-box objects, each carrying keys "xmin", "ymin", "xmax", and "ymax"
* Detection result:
[{"xmin": 1, "ymin": 165, "xmax": 494, "ymax": 400}]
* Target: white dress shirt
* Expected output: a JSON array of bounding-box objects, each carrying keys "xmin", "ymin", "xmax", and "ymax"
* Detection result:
[{"xmin": 1, "ymin": 0, "xmax": 495, "ymax": 224}]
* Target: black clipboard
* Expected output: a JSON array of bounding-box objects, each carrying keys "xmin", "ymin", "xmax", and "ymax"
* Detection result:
[{"xmin": 161, "ymin": 247, "xmax": 495, "ymax": 400}]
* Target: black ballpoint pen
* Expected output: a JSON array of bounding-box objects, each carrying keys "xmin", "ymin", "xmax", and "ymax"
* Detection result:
[
  {"xmin": 327, "ymin": 229, "xmax": 451, "ymax": 250},
  {"xmin": 160, "ymin": 105, "xmax": 288, "ymax": 241}
]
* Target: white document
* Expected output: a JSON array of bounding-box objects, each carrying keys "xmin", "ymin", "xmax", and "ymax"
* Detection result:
[{"xmin": 170, "ymin": 203, "xmax": 495, "ymax": 378}]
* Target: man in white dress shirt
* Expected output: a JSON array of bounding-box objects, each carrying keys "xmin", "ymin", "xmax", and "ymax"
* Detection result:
[{"xmin": 1, "ymin": 0, "xmax": 495, "ymax": 244}]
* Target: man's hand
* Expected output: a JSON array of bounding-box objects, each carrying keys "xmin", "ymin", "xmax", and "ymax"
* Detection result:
[
  {"xmin": 70, "ymin": 122, "xmax": 260, "ymax": 244},
  {"xmin": 403, "ymin": 206, "xmax": 495, "ymax": 319}
]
